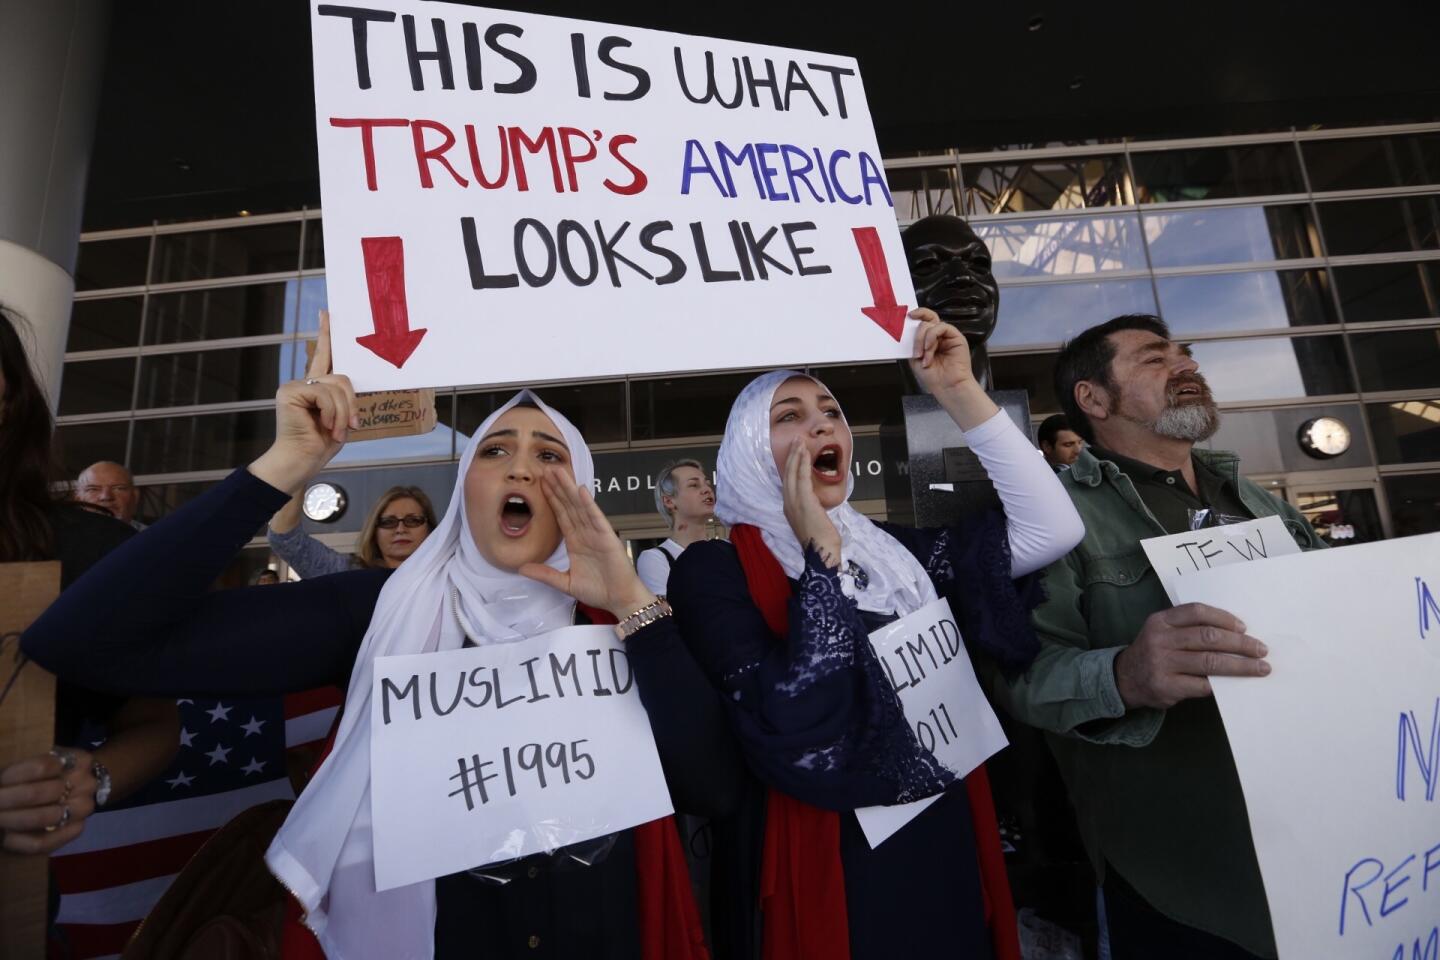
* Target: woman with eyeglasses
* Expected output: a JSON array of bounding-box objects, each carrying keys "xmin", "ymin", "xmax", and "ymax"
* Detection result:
[{"xmin": 267, "ymin": 484, "xmax": 438, "ymax": 578}]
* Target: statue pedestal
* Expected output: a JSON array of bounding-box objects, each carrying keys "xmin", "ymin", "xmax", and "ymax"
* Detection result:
[{"xmin": 881, "ymin": 390, "xmax": 1033, "ymax": 527}]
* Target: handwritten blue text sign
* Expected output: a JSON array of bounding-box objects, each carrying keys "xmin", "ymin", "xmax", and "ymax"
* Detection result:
[{"xmin": 1175, "ymin": 533, "xmax": 1440, "ymax": 959}]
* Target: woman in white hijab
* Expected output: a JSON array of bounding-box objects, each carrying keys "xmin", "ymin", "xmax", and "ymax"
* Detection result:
[
  {"xmin": 665, "ymin": 309, "xmax": 1084, "ymax": 960},
  {"xmin": 24, "ymin": 370, "xmax": 727, "ymax": 960}
]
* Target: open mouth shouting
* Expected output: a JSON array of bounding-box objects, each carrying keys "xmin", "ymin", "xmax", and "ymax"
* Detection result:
[
  {"xmin": 812, "ymin": 444, "xmax": 846, "ymax": 485},
  {"xmin": 1170, "ymin": 379, "xmax": 1207, "ymax": 403},
  {"xmin": 499, "ymin": 493, "xmax": 534, "ymax": 537}
]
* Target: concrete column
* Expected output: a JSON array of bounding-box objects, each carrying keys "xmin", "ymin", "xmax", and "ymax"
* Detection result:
[{"xmin": 0, "ymin": 0, "xmax": 110, "ymax": 408}]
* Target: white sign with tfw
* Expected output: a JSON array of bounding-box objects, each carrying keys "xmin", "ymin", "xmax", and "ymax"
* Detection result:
[
  {"xmin": 855, "ymin": 596, "xmax": 1008, "ymax": 847},
  {"xmin": 1175, "ymin": 533, "xmax": 1440, "ymax": 960},
  {"xmin": 1140, "ymin": 515, "xmax": 1301, "ymax": 605},
  {"xmin": 310, "ymin": 0, "xmax": 918, "ymax": 392},
  {"xmin": 369, "ymin": 624, "xmax": 673, "ymax": 891}
]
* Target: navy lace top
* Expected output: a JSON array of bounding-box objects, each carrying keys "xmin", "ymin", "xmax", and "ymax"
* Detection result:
[{"xmin": 667, "ymin": 508, "xmax": 1044, "ymax": 960}]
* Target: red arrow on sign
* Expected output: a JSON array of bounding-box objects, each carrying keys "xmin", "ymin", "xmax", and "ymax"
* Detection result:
[
  {"xmin": 356, "ymin": 236, "xmax": 428, "ymax": 369},
  {"xmin": 851, "ymin": 226, "xmax": 908, "ymax": 342}
]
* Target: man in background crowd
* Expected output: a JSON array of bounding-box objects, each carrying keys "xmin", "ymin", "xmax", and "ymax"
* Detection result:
[
  {"xmin": 636, "ymin": 458, "xmax": 718, "ymax": 595},
  {"xmin": 1037, "ymin": 413, "xmax": 1085, "ymax": 472},
  {"xmin": 76, "ymin": 460, "xmax": 143, "ymax": 529}
]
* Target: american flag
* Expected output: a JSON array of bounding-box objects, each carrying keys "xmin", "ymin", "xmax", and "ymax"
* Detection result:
[{"xmin": 49, "ymin": 687, "xmax": 342, "ymax": 960}]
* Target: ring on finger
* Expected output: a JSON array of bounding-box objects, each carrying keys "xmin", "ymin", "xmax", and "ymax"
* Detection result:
[
  {"xmin": 304, "ymin": 377, "xmax": 321, "ymax": 385},
  {"xmin": 49, "ymin": 748, "xmax": 77, "ymax": 772},
  {"xmin": 60, "ymin": 779, "xmax": 73, "ymax": 802},
  {"xmin": 56, "ymin": 805, "xmax": 71, "ymax": 830}
]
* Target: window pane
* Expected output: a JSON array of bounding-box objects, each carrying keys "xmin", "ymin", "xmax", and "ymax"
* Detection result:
[
  {"xmin": 991, "ymin": 279, "xmax": 1158, "ymax": 348},
  {"xmin": 67, "ymin": 296, "xmax": 143, "ymax": 352},
  {"xmin": 150, "ymin": 222, "xmax": 302, "ymax": 283},
  {"xmin": 295, "ymin": 277, "xmax": 327, "ymax": 333},
  {"xmin": 56, "ymin": 421, "xmax": 129, "ymax": 479},
  {"xmin": 1292, "ymin": 489, "xmax": 1384, "ymax": 547},
  {"xmin": 303, "ymin": 218, "xmax": 325, "ymax": 269},
  {"xmin": 59, "ymin": 358, "xmax": 136, "ymax": 416},
  {"xmin": 1131, "ymin": 144, "xmax": 1305, "ymax": 202},
  {"xmin": 135, "ymin": 480, "xmax": 216, "ymax": 526},
  {"xmin": 74, "ymin": 237, "xmax": 150, "ymax": 291},
  {"xmin": 131, "ymin": 411, "xmax": 275, "ymax": 474},
  {"xmin": 962, "ymin": 155, "xmax": 1129, "ymax": 214},
  {"xmin": 1367, "ymin": 398, "xmax": 1440, "ymax": 465},
  {"xmin": 1190, "ymin": 336, "xmax": 1352, "ymax": 403},
  {"xmin": 807, "ymin": 362, "xmax": 908, "ymax": 426},
  {"xmin": 1349, "ymin": 328, "xmax": 1440, "ymax": 392},
  {"xmin": 973, "ymin": 214, "xmax": 1146, "ymax": 279},
  {"xmin": 1334, "ymin": 261, "xmax": 1440, "ymax": 323},
  {"xmin": 1385, "ymin": 472, "xmax": 1440, "ymax": 537},
  {"xmin": 136, "ymin": 345, "xmax": 289, "ymax": 408},
  {"xmin": 1143, "ymin": 204, "xmax": 1318, "ymax": 266},
  {"xmin": 144, "ymin": 281, "xmax": 296, "ymax": 344},
  {"xmin": 1204, "ymin": 404, "xmax": 1370, "ymax": 474},
  {"xmin": 455, "ymin": 381, "xmax": 628, "ymax": 445},
  {"xmin": 1316, "ymin": 195, "xmax": 1440, "ymax": 256},
  {"xmin": 1156, "ymin": 269, "xmax": 1337, "ymax": 335},
  {"xmin": 991, "ymin": 352, "xmax": 1060, "ymax": 413},
  {"xmin": 889, "ymin": 166, "xmax": 960, "ymax": 222},
  {"xmin": 1303, "ymin": 133, "xmax": 1440, "ymax": 192},
  {"xmin": 631, "ymin": 371, "xmax": 758, "ymax": 440}
]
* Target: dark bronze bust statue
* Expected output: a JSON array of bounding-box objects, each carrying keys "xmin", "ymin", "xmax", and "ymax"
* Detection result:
[{"xmin": 902, "ymin": 215, "xmax": 999, "ymax": 390}]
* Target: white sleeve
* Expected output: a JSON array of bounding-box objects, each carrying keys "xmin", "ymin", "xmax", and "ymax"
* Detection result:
[
  {"xmin": 961, "ymin": 409, "xmax": 1085, "ymax": 578},
  {"xmin": 635, "ymin": 548, "xmax": 671, "ymax": 595}
]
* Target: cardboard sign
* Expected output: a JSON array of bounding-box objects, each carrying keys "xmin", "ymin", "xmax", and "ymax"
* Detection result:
[
  {"xmin": 310, "ymin": 0, "xmax": 917, "ymax": 391},
  {"xmin": 1140, "ymin": 516, "xmax": 1302, "ymax": 604},
  {"xmin": 1174, "ymin": 533, "xmax": 1440, "ymax": 960},
  {"xmin": 353, "ymin": 388, "xmax": 438, "ymax": 440},
  {"xmin": 855, "ymin": 596, "xmax": 1008, "ymax": 847},
  {"xmin": 369, "ymin": 624, "xmax": 673, "ymax": 890},
  {"xmin": 305, "ymin": 336, "xmax": 437, "ymax": 440},
  {"xmin": 0, "ymin": 561, "xmax": 61, "ymax": 960}
]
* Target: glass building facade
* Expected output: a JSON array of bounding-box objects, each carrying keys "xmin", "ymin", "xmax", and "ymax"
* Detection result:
[{"xmin": 58, "ymin": 123, "xmax": 1440, "ymax": 569}]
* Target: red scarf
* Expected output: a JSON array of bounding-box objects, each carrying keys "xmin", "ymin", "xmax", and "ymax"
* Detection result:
[
  {"xmin": 282, "ymin": 603, "xmax": 709, "ymax": 960},
  {"xmin": 730, "ymin": 523, "xmax": 1021, "ymax": 960}
]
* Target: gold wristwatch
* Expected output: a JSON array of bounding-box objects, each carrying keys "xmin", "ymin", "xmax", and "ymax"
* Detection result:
[{"xmin": 614, "ymin": 596, "xmax": 673, "ymax": 641}]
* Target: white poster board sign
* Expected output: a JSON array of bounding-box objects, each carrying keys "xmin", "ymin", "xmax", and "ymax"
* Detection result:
[
  {"xmin": 310, "ymin": 0, "xmax": 917, "ymax": 391},
  {"xmin": 369, "ymin": 625, "xmax": 673, "ymax": 891},
  {"xmin": 1140, "ymin": 516, "xmax": 1301, "ymax": 604},
  {"xmin": 855, "ymin": 597, "xmax": 1008, "ymax": 847},
  {"xmin": 1174, "ymin": 533, "xmax": 1440, "ymax": 960}
]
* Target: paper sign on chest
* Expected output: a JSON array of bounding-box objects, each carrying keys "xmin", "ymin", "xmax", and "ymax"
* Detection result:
[
  {"xmin": 1140, "ymin": 515, "xmax": 1302, "ymax": 605},
  {"xmin": 854, "ymin": 596, "xmax": 1008, "ymax": 847},
  {"xmin": 369, "ymin": 624, "xmax": 673, "ymax": 891},
  {"xmin": 310, "ymin": 0, "xmax": 917, "ymax": 391}
]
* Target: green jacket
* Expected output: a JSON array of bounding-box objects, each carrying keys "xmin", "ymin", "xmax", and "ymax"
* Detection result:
[{"xmin": 987, "ymin": 447, "xmax": 1326, "ymax": 958}]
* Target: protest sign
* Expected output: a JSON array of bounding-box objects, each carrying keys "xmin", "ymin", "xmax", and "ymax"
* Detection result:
[
  {"xmin": 305, "ymin": 334, "xmax": 437, "ymax": 440},
  {"xmin": 1140, "ymin": 516, "xmax": 1301, "ymax": 604},
  {"xmin": 369, "ymin": 624, "xmax": 673, "ymax": 890},
  {"xmin": 0, "ymin": 561, "xmax": 61, "ymax": 960},
  {"xmin": 1174, "ymin": 533, "xmax": 1440, "ymax": 960},
  {"xmin": 353, "ymin": 388, "xmax": 438, "ymax": 440},
  {"xmin": 855, "ymin": 596, "xmax": 1008, "ymax": 847},
  {"xmin": 310, "ymin": 0, "xmax": 916, "ymax": 391}
]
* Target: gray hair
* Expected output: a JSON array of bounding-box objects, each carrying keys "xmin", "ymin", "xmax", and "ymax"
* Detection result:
[{"xmin": 653, "ymin": 458, "xmax": 705, "ymax": 525}]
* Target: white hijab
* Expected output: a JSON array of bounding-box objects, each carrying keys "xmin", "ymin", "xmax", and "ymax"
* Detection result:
[
  {"xmin": 714, "ymin": 370, "xmax": 937, "ymax": 618},
  {"xmin": 265, "ymin": 390, "xmax": 593, "ymax": 960}
]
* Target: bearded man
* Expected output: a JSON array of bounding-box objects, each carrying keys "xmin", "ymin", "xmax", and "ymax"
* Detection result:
[{"xmin": 984, "ymin": 314, "xmax": 1326, "ymax": 960}]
